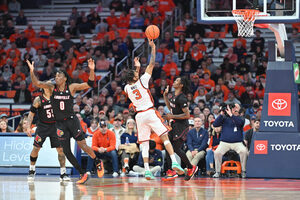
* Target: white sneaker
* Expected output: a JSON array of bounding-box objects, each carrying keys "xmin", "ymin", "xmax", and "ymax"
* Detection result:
[
  {"xmin": 60, "ymin": 173, "xmax": 71, "ymax": 182},
  {"xmin": 112, "ymin": 172, "xmax": 119, "ymax": 177},
  {"xmin": 120, "ymin": 172, "xmax": 126, "ymax": 177},
  {"xmin": 128, "ymin": 170, "xmax": 139, "ymax": 177}
]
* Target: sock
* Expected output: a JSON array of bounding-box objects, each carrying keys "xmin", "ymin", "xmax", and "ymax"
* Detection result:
[
  {"xmin": 60, "ymin": 167, "xmax": 66, "ymax": 175},
  {"xmin": 144, "ymin": 163, "xmax": 150, "ymax": 171},
  {"xmin": 170, "ymin": 154, "xmax": 177, "ymax": 163},
  {"xmin": 124, "ymin": 158, "xmax": 129, "ymax": 167},
  {"xmin": 30, "ymin": 165, "xmax": 35, "ymax": 171}
]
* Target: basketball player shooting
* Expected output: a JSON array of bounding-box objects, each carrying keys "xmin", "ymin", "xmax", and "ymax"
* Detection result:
[
  {"xmin": 26, "ymin": 59, "xmax": 104, "ymax": 184},
  {"xmin": 25, "ymin": 85, "xmax": 70, "ymax": 182},
  {"xmin": 124, "ymin": 38, "xmax": 184, "ymax": 180}
]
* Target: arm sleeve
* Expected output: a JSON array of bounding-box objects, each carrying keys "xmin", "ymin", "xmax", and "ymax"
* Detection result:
[
  {"xmin": 92, "ymin": 133, "xmax": 99, "ymax": 151},
  {"xmin": 198, "ymin": 130, "xmax": 209, "ymax": 151},
  {"xmin": 178, "ymin": 95, "xmax": 188, "ymax": 110},
  {"xmin": 106, "ymin": 131, "xmax": 116, "ymax": 152},
  {"xmin": 187, "ymin": 130, "xmax": 194, "ymax": 151},
  {"xmin": 140, "ymin": 72, "xmax": 151, "ymax": 88},
  {"xmin": 213, "ymin": 115, "xmax": 224, "ymax": 127}
]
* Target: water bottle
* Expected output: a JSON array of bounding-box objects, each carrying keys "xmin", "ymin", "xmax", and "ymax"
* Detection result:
[{"xmin": 125, "ymin": 137, "xmax": 129, "ymax": 145}]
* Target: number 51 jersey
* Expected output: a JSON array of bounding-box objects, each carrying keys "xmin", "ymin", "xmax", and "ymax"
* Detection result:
[
  {"xmin": 51, "ymin": 84, "xmax": 75, "ymax": 121},
  {"xmin": 124, "ymin": 73, "xmax": 154, "ymax": 112}
]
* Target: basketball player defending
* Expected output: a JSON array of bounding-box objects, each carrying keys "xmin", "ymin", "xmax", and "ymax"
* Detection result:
[
  {"xmin": 124, "ymin": 38, "xmax": 184, "ymax": 180},
  {"xmin": 163, "ymin": 77, "xmax": 198, "ymax": 181},
  {"xmin": 26, "ymin": 86, "xmax": 70, "ymax": 182},
  {"xmin": 27, "ymin": 59, "xmax": 103, "ymax": 184}
]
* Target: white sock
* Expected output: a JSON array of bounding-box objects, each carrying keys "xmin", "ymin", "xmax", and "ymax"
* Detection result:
[
  {"xmin": 144, "ymin": 163, "xmax": 150, "ymax": 171},
  {"xmin": 170, "ymin": 154, "xmax": 177, "ymax": 163},
  {"xmin": 30, "ymin": 165, "xmax": 35, "ymax": 171},
  {"xmin": 60, "ymin": 167, "xmax": 66, "ymax": 175}
]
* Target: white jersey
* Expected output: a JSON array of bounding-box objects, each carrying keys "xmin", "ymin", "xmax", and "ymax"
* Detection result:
[{"xmin": 124, "ymin": 72, "xmax": 154, "ymax": 112}]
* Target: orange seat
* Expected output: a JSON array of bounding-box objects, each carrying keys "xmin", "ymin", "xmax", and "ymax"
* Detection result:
[
  {"xmin": 206, "ymin": 31, "xmax": 226, "ymax": 38},
  {"xmin": 0, "ymin": 90, "xmax": 16, "ymax": 98},
  {"xmin": 221, "ymin": 160, "xmax": 241, "ymax": 174},
  {"xmin": 129, "ymin": 32, "xmax": 145, "ymax": 38}
]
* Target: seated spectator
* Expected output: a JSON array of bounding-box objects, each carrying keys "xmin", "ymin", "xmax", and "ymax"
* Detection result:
[
  {"xmin": 87, "ymin": 119, "xmax": 119, "ymax": 177},
  {"xmin": 67, "ymin": 19, "xmax": 79, "ymax": 38},
  {"xmin": 15, "ymin": 31, "xmax": 27, "ymax": 48},
  {"xmin": 240, "ymin": 84, "xmax": 257, "ymax": 106},
  {"xmin": 69, "ymin": 7, "xmax": 80, "ymax": 24},
  {"xmin": 161, "ymin": 32, "xmax": 175, "ymax": 50},
  {"xmin": 244, "ymin": 118, "xmax": 260, "ymax": 151},
  {"xmin": 38, "ymin": 26, "xmax": 49, "ymax": 40},
  {"xmin": 13, "ymin": 80, "xmax": 31, "ymax": 104},
  {"xmin": 200, "ymin": 72, "xmax": 215, "ymax": 91},
  {"xmin": 186, "ymin": 117, "xmax": 208, "ymax": 168},
  {"xmin": 8, "ymin": 0, "xmax": 20, "ymax": 13},
  {"xmin": 87, "ymin": 8, "xmax": 100, "ymax": 29},
  {"xmin": 110, "ymin": 115, "xmax": 126, "ymax": 150},
  {"xmin": 15, "ymin": 116, "xmax": 29, "ymax": 133},
  {"xmin": 174, "ymin": 20, "xmax": 187, "ymax": 37},
  {"xmin": 2, "ymin": 20, "xmax": 14, "ymax": 39},
  {"xmin": 162, "ymin": 55, "xmax": 179, "ymax": 76},
  {"xmin": 60, "ymin": 32, "xmax": 75, "ymax": 52},
  {"xmin": 206, "ymin": 125, "xmax": 221, "ymax": 176},
  {"xmin": 132, "ymin": 140, "xmax": 162, "ymax": 177},
  {"xmin": 95, "ymin": 53, "xmax": 110, "ymax": 72},
  {"xmin": 211, "ymin": 33, "xmax": 227, "ymax": 52},
  {"xmin": 0, "ymin": 116, "xmax": 12, "ymax": 132},
  {"xmin": 52, "ymin": 19, "xmax": 65, "ymax": 37},
  {"xmin": 16, "ymin": 10, "xmax": 27, "ymax": 25},
  {"xmin": 186, "ymin": 17, "xmax": 205, "ymax": 38},
  {"xmin": 96, "ymin": 1, "xmax": 103, "ymax": 13},
  {"xmin": 110, "ymin": 0, "xmax": 123, "ymax": 12},
  {"xmin": 130, "ymin": 11, "xmax": 144, "ymax": 29},
  {"xmin": 233, "ymin": 41, "xmax": 247, "ymax": 62},
  {"xmin": 106, "ymin": 9, "xmax": 118, "ymax": 29},
  {"xmin": 251, "ymin": 30, "xmax": 265, "ymax": 52},
  {"xmin": 212, "ymin": 103, "xmax": 248, "ymax": 178},
  {"xmin": 0, "ymin": 114, "xmax": 13, "ymax": 131},
  {"xmin": 0, "ymin": 74, "xmax": 9, "ymax": 91},
  {"xmin": 95, "ymin": 18, "xmax": 108, "ymax": 34},
  {"xmin": 24, "ymin": 24, "xmax": 36, "ymax": 40},
  {"xmin": 224, "ymin": 48, "xmax": 238, "ymax": 65},
  {"xmin": 233, "ymin": 36, "xmax": 247, "ymax": 49},
  {"xmin": 118, "ymin": 119, "xmax": 139, "ymax": 176},
  {"xmin": 129, "ymin": 1, "xmax": 141, "ymax": 20}
]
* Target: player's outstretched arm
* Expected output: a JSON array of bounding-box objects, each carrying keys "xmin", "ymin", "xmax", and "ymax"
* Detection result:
[
  {"xmin": 145, "ymin": 38, "xmax": 156, "ymax": 75},
  {"xmin": 27, "ymin": 60, "xmax": 54, "ymax": 91},
  {"xmin": 134, "ymin": 57, "xmax": 141, "ymax": 74},
  {"xmin": 26, "ymin": 96, "xmax": 40, "ymax": 137},
  {"xmin": 69, "ymin": 58, "xmax": 95, "ymax": 95},
  {"xmin": 163, "ymin": 85, "xmax": 172, "ymax": 111}
]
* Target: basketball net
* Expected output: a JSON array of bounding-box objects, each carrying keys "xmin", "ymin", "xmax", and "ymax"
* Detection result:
[{"xmin": 232, "ymin": 9, "xmax": 262, "ymax": 37}]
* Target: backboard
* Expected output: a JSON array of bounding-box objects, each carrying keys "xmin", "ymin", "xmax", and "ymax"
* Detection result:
[{"xmin": 197, "ymin": 0, "xmax": 300, "ymax": 24}]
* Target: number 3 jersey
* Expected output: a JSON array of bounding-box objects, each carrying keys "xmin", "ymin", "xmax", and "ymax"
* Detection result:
[
  {"xmin": 38, "ymin": 95, "xmax": 55, "ymax": 124},
  {"xmin": 51, "ymin": 84, "xmax": 74, "ymax": 121},
  {"xmin": 124, "ymin": 72, "xmax": 154, "ymax": 112}
]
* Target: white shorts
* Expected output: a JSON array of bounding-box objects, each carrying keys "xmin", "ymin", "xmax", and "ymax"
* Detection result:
[{"xmin": 135, "ymin": 108, "xmax": 170, "ymax": 142}]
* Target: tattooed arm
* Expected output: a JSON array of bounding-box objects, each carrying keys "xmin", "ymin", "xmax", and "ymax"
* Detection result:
[
  {"xmin": 26, "ymin": 96, "xmax": 41, "ymax": 137},
  {"xmin": 145, "ymin": 38, "xmax": 156, "ymax": 75}
]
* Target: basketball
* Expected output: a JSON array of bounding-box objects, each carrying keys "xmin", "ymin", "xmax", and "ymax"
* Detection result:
[{"xmin": 145, "ymin": 25, "xmax": 160, "ymax": 40}]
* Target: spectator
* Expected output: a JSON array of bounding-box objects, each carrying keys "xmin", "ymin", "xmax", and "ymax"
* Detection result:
[
  {"xmin": 110, "ymin": 115, "xmax": 126, "ymax": 151},
  {"xmin": 212, "ymin": 103, "xmax": 247, "ymax": 178},
  {"xmin": 233, "ymin": 41, "xmax": 247, "ymax": 62},
  {"xmin": 110, "ymin": 0, "xmax": 123, "ymax": 11},
  {"xmin": 240, "ymin": 84, "xmax": 257, "ymax": 106},
  {"xmin": 161, "ymin": 32, "xmax": 175, "ymax": 50},
  {"xmin": 16, "ymin": 31, "xmax": 28, "ymax": 48},
  {"xmin": 186, "ymin": 117, "xmax": 208, "ymax": 167},
  {"xmin": 67, "ymin": 19, "xmax": 79, "ymax": 38},
  {"xmin": 211, "ymin": 33, "xmax": 227, "ymax": 52},
  {"xmin": 0, "ymin": 74, "xmax": 8, "ymax": 90},
  {"xmin": 13, "ymin": 80, "xmax": 31, "ymax": 103},
  {"xmin": 15, "ymin": 116, "xmax": 29, "ymax": 132},
  {"xmin": 60, "ymin": 32, "xmax": 75, "ymax": 52},
  {"xmin": 162, "ymin": 55, "xmax": 179, "ymax": 76},
  {"xmin": 224, "ymin": 48, "xmax": 238, "ymax": 65},
  {"xmin": 130, "ymin": 11, "xmax": 144, "ymax": 29},
  {"xmin": 206, "ymin": 125, "xmax": 221, "ymax": 176},
  {"xmin": 77, "ymin": 16, "xmax": 92, "ymax": 34},
  {"xmin": 69, "ymin": 7, "xmax": 80, "ymax": 23},
  {"xmin": 8, "ymin": 0, "xmax": 20, "ymax": 13},
  {"xmin": 0, "ymin": 120, "xmax": 11, "ymax": 132},
  {"xmin": 118, "ymin": 118, "xmax": 139, "ymax": 176},
  {"xmin": 52, "ymin": 19, "xmax": 65, "ymax": 37},
  {"xmin": 87, "ymin": 8, "xmax": 100, "ymax": 29},
  {"xmin": 86, "ymin": 119, "xmax": 99, "ymax": 135},
  {"xmin": 132, "ymin": 140, "xmax": 162, "ymax": 177},
  {"xmin": 2, "ymin": 10, "xmax": 13, "ymax": 26},
  {"xmin": 251, "ymin": 30, "xmax": 265, "ymax": 52},
  {"xmin": 95, "ymin": 53, "xmax": 109, "ymax": 71},
  {"xmin": 244, "ymin": 118, "xmax": 260, "ymax": 151},
  {"xmin": 15, "ymin": 10, "xmax": 27, "ymax": 25},
  {"xmin": 24, "ymin": 24, "xmax": 36, "ymax": 40},
  {"xmin": 87, "ymin": 119, "xmax": 119, "ymax": 177},
  {"xmin": 0, "ymin": 114, "xmax": 13, "ymax": 132},
  {"xmin": 186, "ymin": 17, "xmax": 205, "ymax": 38},
  {"xmin": 2, "ymin": 20, "xmax": 14, "ymax": 39},
  {"xmin": 106, "ymin": 9, "xmax": 118, "ymax": 29},
  {"xmin": 96, "ymin": 1, "xmax": 103, "ymax": 13},
  {"xmin": 21, "ymin": 41, "xmax": 36, "ymax": 59}
]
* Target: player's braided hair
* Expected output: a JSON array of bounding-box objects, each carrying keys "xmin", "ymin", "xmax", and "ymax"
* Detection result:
[{"xmin": 180, "ymin": 76, "xmax": 191, "ymax": 95}]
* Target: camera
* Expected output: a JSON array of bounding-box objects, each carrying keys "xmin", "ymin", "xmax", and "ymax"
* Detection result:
[{"xmin": 220, "ymin": 103, "xmax": 235, "ymax": 117}]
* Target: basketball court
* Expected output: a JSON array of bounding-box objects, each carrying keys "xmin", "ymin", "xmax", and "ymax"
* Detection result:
[{"xmin": 2, "ymin": 175, "xmax": 300, "ymax": 199}]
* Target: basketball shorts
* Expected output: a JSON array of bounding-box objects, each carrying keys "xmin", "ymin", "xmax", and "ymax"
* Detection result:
[
  {"xmin": 135, "ymin": 108, "xmax": 170, "ymax": 143},
  {"xmin": 55, "ymin": 115, "xmax": 86, "ymax": 142},
  {"xmin": 168, "ymin": 121, "xmax": 189, "ymax": 141},
  {"xmin": 34, "ymin": 122, "xmax": 60, "ymax": 148}
]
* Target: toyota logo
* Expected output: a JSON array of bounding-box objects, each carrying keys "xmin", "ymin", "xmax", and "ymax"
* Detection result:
[
  {"xmin": 256, "ymin": 144, "xmax": 266, "ymax": 151},
  {"xmin": 271, "ymin": 99, "xmax": 288, "ymax": 110}
]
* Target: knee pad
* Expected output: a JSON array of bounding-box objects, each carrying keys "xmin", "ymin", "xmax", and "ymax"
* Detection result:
[{"xmin": 140, "ymin": 141, "xmax": 149, "ymax": 158}]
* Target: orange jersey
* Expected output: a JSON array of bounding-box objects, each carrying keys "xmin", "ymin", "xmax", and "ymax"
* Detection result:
[
  {"xmin": 24, "ymin": 29, "xmax": 36, "ymax": 39},
  {"xmin": 47, "ymin": 39, "xmax": 59, "ymax": 49},
  {"xmin": 175, "ymin": 41, "xmax": 191, "ymax": 52},
  {"xmin": 199, "ymin": 79, "xmax": 215, "ymax": 91},
  {"xmin": 162, "ymin": 62, "xmax": 179, "ymax": 76},
  {"xmin": 9, "ymin": 33, "xmax": 20, "ymax": 43},
  {"xmin": 117, "ymin": 15, "xmax": 130, "ymax": 28},
  {"xmin": 75, "ymin": 51, "xmax": 88, "ymax": 64},
  {"xmin": 11, "ymin": 72, "xmax": 26, "ymax": 81},
  {"xmin": 6, "ymin": 48, "xmax": 21, "ymax": 58},
  {"xmin": 106, "ymin": 16, "xmax": 118, "ymax": 28},
  {"xmin": 30, "ymin": 37, "xmax": 43, "ymax": 50}
]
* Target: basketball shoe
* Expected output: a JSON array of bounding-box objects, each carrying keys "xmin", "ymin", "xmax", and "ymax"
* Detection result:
[
  {"xmin": 162, "ymin": 169, "xmax": 178, "ymax": 181},
  {"xmin": 145, "ymin": 170, "xmax": 155, "ymax": 180},
  {"xmin": 96, "ymin": 159, "xmax": 104, "ymax": 178},
  {"xmin": 27, "ymin": 170, "xmax": 36, "ymax": 181},
  {"xmin": 76, "ymin": 172, "xmax": 90, "ymax": 184},
  {"xmin": 60, "ymin": 173, "xmax": 71, "ymax": 182},
  {"xmin": 172, "ymin": 162, "xmax": 185, "ymax": 175},
  {"xmin": 184, "ymin": 165, "xmax": 198, "ymax": 181}
]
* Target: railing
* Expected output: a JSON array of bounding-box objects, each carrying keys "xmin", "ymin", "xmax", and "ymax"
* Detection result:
[
  {"xmin": 161, "ymin": 7, "xmax": 181, "ymax": 39},
  {"xmin": 115, "ymin": 55, "xmax": 129, "ymax": 76},
  {"xmin": 97, "ymin": 72, "xmax": 113, "ymax": 96}
]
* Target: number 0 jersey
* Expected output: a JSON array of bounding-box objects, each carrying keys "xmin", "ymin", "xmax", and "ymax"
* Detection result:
[
  {"xmin": 51, "ymin": 84, "xmax": 74, "ymax": 121},
  {"xmin": 37, "ymin": 95, "xmax": 55, "ymax": 123},
  {"xmin": 124, "ymin": 73, "xmax": 154, "ymax": 112}
]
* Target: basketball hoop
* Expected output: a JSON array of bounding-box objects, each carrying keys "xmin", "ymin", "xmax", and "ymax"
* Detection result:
[{"xmin": 232, "ymin": 9, "xmax": 264, "ymax": 37}]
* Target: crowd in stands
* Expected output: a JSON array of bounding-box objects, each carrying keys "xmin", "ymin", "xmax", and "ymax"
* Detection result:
[{"xmin": 0, "ymin": 0, "xmax": 300, "ymax": 177}]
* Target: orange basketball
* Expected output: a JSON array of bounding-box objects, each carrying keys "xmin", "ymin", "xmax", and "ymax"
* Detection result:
[{"xmin": 145, "ymin": 25, "xmax": 160, "ymax": 40}]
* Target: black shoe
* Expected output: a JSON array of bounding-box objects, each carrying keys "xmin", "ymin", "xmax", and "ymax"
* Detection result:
[
  {"xmin": 60, "ymin": 173, "xmax": 71, "ymax": 182},
  {"xmin": 28, "ymin": 170, "xmax": 36, "ymax": 181}
]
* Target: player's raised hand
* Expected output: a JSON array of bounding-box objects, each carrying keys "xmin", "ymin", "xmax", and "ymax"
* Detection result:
[
  {"xmin": 88, "ymin": 58, "xmax": 95, "ymax": 71},
  {"xmin": 163, "ymin": 85, "xmax": 169, "ymax": 96},
  {"xmin": 134, "ymin": 57, "xmax": 141, "ymax": 67},
  {"xmin": 26, "ymin": 60, "xmax": 35, "ymax": 72},
  {"xmin": 148, "ymin": 38, "xmax": 155, "ymax": 48}
]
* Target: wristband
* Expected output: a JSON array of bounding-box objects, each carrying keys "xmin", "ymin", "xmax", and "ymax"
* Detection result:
[{"xmin": 87, "ymin": 79, "xmax": 94, "ymax": 87}]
